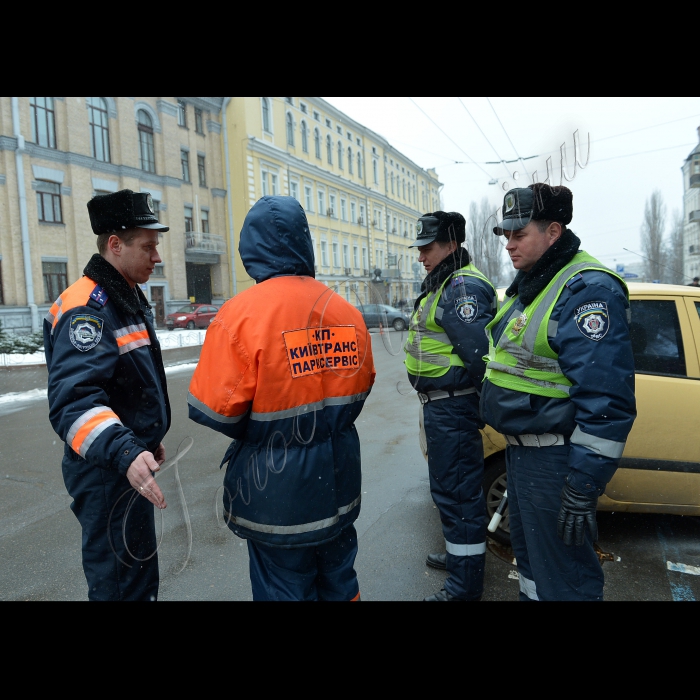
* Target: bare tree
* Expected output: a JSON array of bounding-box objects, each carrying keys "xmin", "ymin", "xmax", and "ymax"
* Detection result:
[
  {"xmin": 466, "ymin": 197, "xmax": 505, "ymax": 286},
  {"xmin": 640, "ymin": 190, "xmax": 667, "ymax": 283},
  {"xmin": 664, "ymin": 209, "xmax": 684, "ymax": 284}
]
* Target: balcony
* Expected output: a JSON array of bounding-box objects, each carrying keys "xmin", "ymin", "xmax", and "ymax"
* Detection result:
[
  {"xmin": 185, "ymin": 231, "xmax": 226, "ymax": 255},
  {"xmin": 689, "ymin": 210, "xmax": 700, "ymax": 223},
  {"xmin": 691, "ymin": 174, "xmax": 700, "ymax": 188}
]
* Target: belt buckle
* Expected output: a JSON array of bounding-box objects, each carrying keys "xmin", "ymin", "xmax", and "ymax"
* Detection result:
[{"xmin": 418, "ymin": 393, "xmax": 429, "ymax": 405}]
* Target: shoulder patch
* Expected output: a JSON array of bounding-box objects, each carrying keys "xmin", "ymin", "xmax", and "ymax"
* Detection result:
[
  {"xmin": 452, "ymin": 275, "xmax": 464, "ymax": 287},
  {"xmin": 455, "ymin": 294, "xmax": 478, "ymax": 323},
  {"xmin": 575, "ymin": 301, "xmax": 609, "ymax": 341},
  {"xmin": 89, "ymin": 284, "xmax": 109, "ymax": 306},
  {"xmin": 69, "ymin": 314, "xmax": 103, "ymax": 352}
]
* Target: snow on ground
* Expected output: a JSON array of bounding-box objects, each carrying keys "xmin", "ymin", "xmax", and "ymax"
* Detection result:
[{"xmin": 0, "ymin": 328, "xmax": 208, "ymax": 367}]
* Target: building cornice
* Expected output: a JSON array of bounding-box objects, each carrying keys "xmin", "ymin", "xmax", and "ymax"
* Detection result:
[{"xmin": 177, "ymin": 97, "xmax": 224, "ymax": 114}]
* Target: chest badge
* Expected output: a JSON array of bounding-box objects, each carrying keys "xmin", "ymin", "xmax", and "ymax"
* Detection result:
[{"xmin": 511, "ymin": 312, "xmax": 528, "ymax": 335}]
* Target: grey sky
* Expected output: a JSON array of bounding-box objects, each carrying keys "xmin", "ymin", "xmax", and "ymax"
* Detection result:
[{"xmin": 324, "ymin": 97, "xmax": 700, "ymax": 274}]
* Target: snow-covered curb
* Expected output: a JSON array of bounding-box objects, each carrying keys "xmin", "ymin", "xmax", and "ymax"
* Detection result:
[{"xmin": 0, "ymin": 328, "xmax": 207, "ymax": 367}]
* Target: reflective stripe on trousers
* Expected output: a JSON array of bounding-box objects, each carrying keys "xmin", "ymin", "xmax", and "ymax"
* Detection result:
[
  {"xmin": 445, "ymin": 539, "xmax": 486, "ymax": 556},
  {"xmin": 519, "ymin": 574, "xmax": 539, "ymax": 601}
]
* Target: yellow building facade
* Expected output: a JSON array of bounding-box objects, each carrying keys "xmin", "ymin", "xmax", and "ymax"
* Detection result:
[{"xmin": 222, "ymin": 97, "xmax": 441, "ymax": 306}]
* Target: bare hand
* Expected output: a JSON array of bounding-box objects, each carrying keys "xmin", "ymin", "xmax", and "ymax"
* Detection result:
[
  {"xmin": 126, "ymin": 451, "xmax": 167, "ymax": 509},
  {"xmin": 153, "ymin": 442, "xmax": 166, "ymax": 466}
]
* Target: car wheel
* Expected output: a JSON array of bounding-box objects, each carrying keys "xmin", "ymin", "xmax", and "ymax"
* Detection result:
[
  {"xmin": 186, "ymin": 321, "xmax": 195, "ymax": 330},
  {"xmin": 167, "ymin": 327, "xmax": 174, "ymax": 331},
  {"xmin": 483, "ymin": 453, "xmax": 510, "ymax": 546},
  {"xmin": 392, "ymin": 318, "xmax": 406, "ymax": 331}
]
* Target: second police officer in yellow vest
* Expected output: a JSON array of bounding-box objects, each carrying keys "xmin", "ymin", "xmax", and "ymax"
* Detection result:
[
  {"xmin": 481, "ymin": 184, "xmax": 636, "ymax": 601},
  {"xmin": 404, "ymin": 211, "xmax": 497, "ymax": 601}
]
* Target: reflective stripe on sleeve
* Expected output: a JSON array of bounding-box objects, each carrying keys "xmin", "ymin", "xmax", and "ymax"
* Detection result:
[
  {"xmin": 114, "ymin": 324, "xmax": 151, "ymax": 355},
  {"xmin": 445, "ymin": 539, "xmax": 486, "ymax": 556},
  {"xmin": 226, "ymin": 495, "xmax": 361, "ymax": 535},
  {"xmin": 66, "ymin": 406, "xmax": 122, "ymax": 458},
  {"xmin": 187, "ymin": 391, "xmax": 249, "ymax": 424},
  {"xmin": 519, "ymin": 574, "xmax": 539, "ymax": 601},
  {"xmin": 571, "ymin": 425, "xmax": 625, "ymax": 459},
  {"xmin": 250, "ymin": 391, "xmax": 370, "ymax": 422}
]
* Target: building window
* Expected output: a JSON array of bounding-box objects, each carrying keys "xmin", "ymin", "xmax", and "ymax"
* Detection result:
[
  {"xmin": 181, "ymin": 149, "xmax": 190, "ymax": 181},
  {"xmin": 301, "ymin": 121, "xmax": 308, "ymax": 153},
  {"xmin": 36, "ymin": 181, "xmax": 62, "ymax": 223},
  {"xmin": 290, "ymin": 181, "xmax": 299, "ymax": 201},
  {"xmin": 357, "ymin": 153, "xmax": 362, "ymax": 179},
  {"xmin": 261, "ymin": 171, "xmax": 269, "ymax": 196},
  {"xmin": 178, "ymin": 100, "xmax": 187, "ymax": 127},
  {"xmin": 337, "ymin": 126, "xmax": 342, "ymax": 135},
  {"xmin": 343, "ymin": 244, "xmax": 350, "ymax": 269},
  {"xmin": 329, "ymin": 194, "xmax": 336, "ymax": 217},
  {"xmin": 350, "ymin": 201, "xmax": 356, "ymax": 223},
  {"xmin": 314, "ymin": 111, "xmax": 320, "ymax": 121},
  {"xmin": 393, "ymin": 216, "xmax": 397, "ymax": 233},
  {"xmin": 271, "ymin": 173, "xmax": 278, "ymax": 195},
  {"xmin": 30, "ymin": 97, "xmax": 56, "ymax": 149},
  {"xmin": 326, "ymin": 118, "xmax": 332, "ymax": 128},
  {"xmin": 194, "ymin": 108, "xmax": 204, "ymax": 134},
  {"xmin": 348, "ymin": 147, "xmax": 353, "ymax": 175},
  {"xmin": 353, "ymin": 245, "xmax": 359, "ymax": 269},
  {"xmin": 362, "ymin": 246, "xmax": 368, "ymax": 270},
  {"xmin": 327, "ymin": 135, "xmax": 333, "ymax": 164},
  {"xmin": 318, "ymin": 191, "xmax": 325, "ymax": 215},
  {"xmin": 340, "ymin": 198, "xmax": 347, "ymax": 221},
  {"xmin": 42, "ymin": 261, "xmax": 67, "ymax": 303},
  {"xmin": 88, "ymin": 97, "xmax": 110, "ymax": 162},
  {"xmin": 403, "ymin": 179, "xmax": 406, "ymax": 199},
  {"xmin": 304, "ymin": 185, "xmax": 312, "ymax": 211},
  {"xmin": 286, "ymin": 112, "xmax": 294, "ymax": 146},
  {"xmin": 321, "ymin": 240, "xmax": 329, "ymax": 267},
  {"xmin": 201, "ymin": 209, "xmax": 209, "ymax": 233},
  {"xmin": 137, "ymin": 109, "xmax": 156, "ymax": 173},
  {"xmin": 373, "ymin": 159, "xmax": 378, "ymax": 184},
  {"xmin": 314, "ymin": 128, "xmax": 321, "ymax": 159},
  {"xmin": 184, "ymin": 206, "xmax": 194, "ymax": 232},
  {"xmin": 262, "ymin": 98, "xmax": 271, "ymax": 133},
  {"xmin": 0, "ymin": 261, "xmax": 4, "ymax": 305},
  {"xmin": 332, "ymin": 242, "xmax": 339, "ymax": 268},
  {"xmin": 197, "ymin": 155, "xmax": 206, "ymax": 187},
  {"xmin": 338, "ymin": 141, "xmax": 343, "ymax": 169},
  {"xmin": 285, "ymin": 97, "xmax": 293, "ymax": 105},
  {"xmin": 300, "ymin": 103, "xmax": 307, "ymax": 114},
  {"xmin": 359, "ymin": 204, "xmax": 365, "ymax": 224}
]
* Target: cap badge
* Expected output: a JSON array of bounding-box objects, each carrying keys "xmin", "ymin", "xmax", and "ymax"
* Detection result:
[
  {"xmin": 511, "ymin": 312, "xmax": 528, "ymax": 335},
  {"xmin": 146, "ymin": 193, "xmax": 154, "ymax": 214},
  {"xmin": 505, "ymin": 194, "xmax": 515, "ymax": 213},
  {"xmin": 417, "ymin": 221, "xmax": 423, "ymax": 234}
]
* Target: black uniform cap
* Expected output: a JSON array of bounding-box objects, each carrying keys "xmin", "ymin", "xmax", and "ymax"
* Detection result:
[
  {"xmin": 87, "ymin": 189, "xmax": 169, "ymax": 234},
  {"xmin": 409, "ymin": 211, "xmax": 466, "ymax": 248}
]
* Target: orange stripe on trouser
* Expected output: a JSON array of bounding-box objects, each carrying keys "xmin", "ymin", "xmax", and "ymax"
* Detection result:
[
  {"xmin": 71, "ymin": 410, "xmax": 120, "ymax": 456},
  {"xmin": 115, "ymin": 329, "xmax": 150, "ymax": 348},
  {"xmin": 350, "ymin": 591, "xmax": 361, "ymax": 601}
]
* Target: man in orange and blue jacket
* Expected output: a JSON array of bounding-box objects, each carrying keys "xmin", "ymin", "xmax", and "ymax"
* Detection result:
[
  {"xmin": 44, "ymin": 189, "xmax": 170, "ymax": 601},
  {"xmin": 188, "ymin": 195, "xmax": 376, "ymax": 601}
]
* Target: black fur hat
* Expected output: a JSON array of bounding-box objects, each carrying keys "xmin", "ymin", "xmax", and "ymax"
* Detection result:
[
  {"xmin": 494, "ymin": 184, "xmax": 573, "ymax": 234},
  {"xmin": 87, "ymin": 189, "xmax": 169, "ymax": 234},
  {"xmin": 409, "ymin": 210, "xmax": 466, "ymax": 247}
]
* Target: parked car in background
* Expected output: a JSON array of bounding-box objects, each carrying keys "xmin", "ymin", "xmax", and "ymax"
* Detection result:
[
  {"xmin": 165, "ymin": 304, "xmax": 218, "ymax": 330},
  {"xmin": 355, "ymin": 304, "xmax": 411, "ymax": 331},
  {"xmin": 420, "ymin": 283, "xmax": 700, "ymax": 546}
]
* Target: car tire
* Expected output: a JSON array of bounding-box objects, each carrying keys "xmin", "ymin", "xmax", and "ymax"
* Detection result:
[
  {"xmin": 483, "ymin": 453, "xmax": 510, "ymax": 546},
  {"xmin": 167, "ymin": 328, "xmax": 174, "ymax": 331},
  {"xmin": 186, "ymin": 321, "xmax": 195, "ymax": 330},
  {"xmin": 392, "ymin": 318, "xmax": 406, "ymax": 331}
]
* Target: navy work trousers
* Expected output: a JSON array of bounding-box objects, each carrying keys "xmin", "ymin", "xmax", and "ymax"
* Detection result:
[
  {"xmin": 506, "ymin": 444, "xmax": 604, "ymax": 601},
  {"xmin": 423, "ymin": 394, "xmax": 486, "ymax": 600},
  {"xmin": 62, "ymin": 453, "xmax": 159, "ymax": 601},
  {"xmin": 247, "ymin": 523, "xmax": 360, "ymax": 601}
]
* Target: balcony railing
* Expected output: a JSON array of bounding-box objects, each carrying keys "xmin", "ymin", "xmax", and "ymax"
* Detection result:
[
  {"xmin": 689, "ymin": 210, "xmax": 700, "ymax": 223},
  {"xmin": 690, "ymin": 174, "xmax": 700, "ymax": 188},
  {"xmin": 185, "ymin": 231, "xmax": 226, "ymax": 254}
]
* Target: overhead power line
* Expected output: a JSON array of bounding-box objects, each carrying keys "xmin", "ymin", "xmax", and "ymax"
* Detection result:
[
  {"xmin": 486, "ymin": 97, "xmax": 530, "ymax": 178},
  {"xmin": 407, "ymin": 97, "xmax": 494, "ymax": 179}
]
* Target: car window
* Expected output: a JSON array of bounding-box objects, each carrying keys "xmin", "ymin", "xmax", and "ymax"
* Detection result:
[
  {"xmin": 177, "ymin": 305, "xmax": 198, "ymax": 313},
  {"xmin": 629, "ymin": 299, "xmax": 686, "ymax": 376},
  {"xmin": 695, "ymin": 301, "xmax": 700, "ymax": 322},
  {"xmin": 360, "ymin": 305, "xmax": 375, "ymax": 313},
  {"xmin": 206, "ymin": 306, "xmax": 217, "ymax": 313}
]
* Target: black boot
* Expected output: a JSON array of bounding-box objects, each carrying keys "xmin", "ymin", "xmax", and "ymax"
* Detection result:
[
  {"xmin": 423, "ymin": 588, "xmax": 481, "ymax": 602},
  {"xmin": 425, "ymin": 552, "xmax": 446, "ymax": 570}
]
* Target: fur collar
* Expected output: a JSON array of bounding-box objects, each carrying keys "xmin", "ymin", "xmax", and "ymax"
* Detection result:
[
  {"xmin": 415, "ymin": 247, "xmax": 471, "ymax": 311},
  {"xmin": 83, "ymin": 253, "xmax": 150, "ymax": 315},
  {"xmin": 505, "ymin": 228, "xmax": 581, "ymax": 306}
]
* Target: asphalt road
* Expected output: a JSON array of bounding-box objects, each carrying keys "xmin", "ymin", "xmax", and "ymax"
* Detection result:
[{"xmin": 1, "ymin": 330, "xmax": 699, "ymax": 601}]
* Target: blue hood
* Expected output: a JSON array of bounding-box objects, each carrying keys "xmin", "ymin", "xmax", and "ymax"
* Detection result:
[{"xmin": 239, "ymin": 196, "xmax": 315, "ymax": 283}]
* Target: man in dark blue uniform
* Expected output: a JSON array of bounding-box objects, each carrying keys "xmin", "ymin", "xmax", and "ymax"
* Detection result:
[
  {"xmin": 481, "ymin": 184, "xmax": 636, "ymax": 601},
  {"xmin": 404, "ymin": 211, "xmax": 497, "ymax": 601},
  {"xmin": 44, "ymin": 189, "xmax": 171, "ymax": 601}
]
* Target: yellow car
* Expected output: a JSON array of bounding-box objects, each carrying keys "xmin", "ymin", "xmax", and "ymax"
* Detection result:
[{"xmin": 421, "ymin": 283, "xmax": 700, "ymax": 546}]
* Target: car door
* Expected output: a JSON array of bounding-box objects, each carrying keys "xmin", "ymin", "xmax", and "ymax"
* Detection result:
[
  {"xmin": 362, "ymin": 304, "xmax": 377, "ymax": 328},
  {"xmin": 604, "ymin": 292, "xmax": 700, "ymax": 507}
]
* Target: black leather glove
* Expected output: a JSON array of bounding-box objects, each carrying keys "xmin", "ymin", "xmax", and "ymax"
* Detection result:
[{"xmin": 557, "ymin": 481, "xmax": 598, "ymax": 546}]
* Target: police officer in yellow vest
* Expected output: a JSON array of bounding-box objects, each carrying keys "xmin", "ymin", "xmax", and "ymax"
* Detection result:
[
  {"xmin": 405, "ymin": 211, "xmax": 497, "ymax": 601},
  {"xmin": 481, "ymin": 184, "xmax": 636, "ymax": 601}
]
